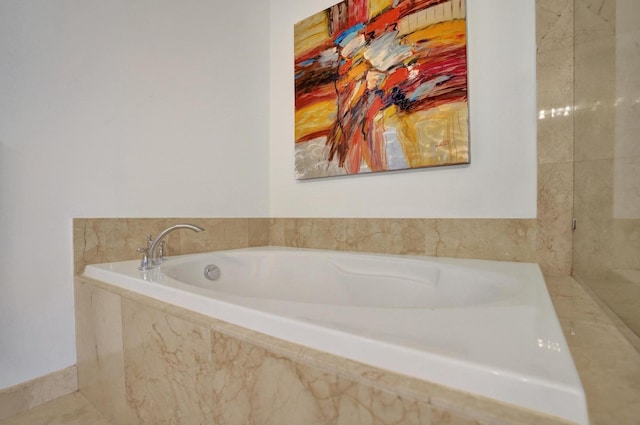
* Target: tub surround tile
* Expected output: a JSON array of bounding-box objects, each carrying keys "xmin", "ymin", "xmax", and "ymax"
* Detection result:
[
  {"xmin": 269, "ymin": 218, "xmax": 347, "ymax": 250},
  {"xmin": 74, "ymin": 279, "xmax": 134, "ymax": 425},
  {"xmin": 341, "ymin": 218, "xmax": 422, "ymax": 255},
  {"xmin": 170, "ymin": 218, "xmax": 249, "ymax": 254},
  {"xmin": 211, "ymin": 330, "xmax": 432, "ymax": 425},
  {"xmin": 74, "ymin": 278, "xmax": 580, "ymax": 425},
  {"xmin": 431, "ymin": 219, "xmax": 537, "ymax": 263},
  {"xmin": 74, "ymin": 218, "xmax": 260, "ymax": 274},
  {"xmin": 122, "ymin": 298, "xmax": 215, "ymax": 425},
  {"xmin": 0, "ymin": 393, "xmax": 110, "ymax": 425},
  {"xmin": 0, "ymin": 366, "xmax": 78, "ymax": 422},
  {"xmin": 75, "ymin": 218, "xmax": 540, "ymax": 275},
  {"xmin": 268, "ymin": 218, "xmax": 536, "ymax": 264},
  {"xmin": 248, "ymin": 217, "xmax": 271, "ymax": 247},
  {"xmin": 74, "ymin": 218, "xmax": 177, "ymax": 274}
]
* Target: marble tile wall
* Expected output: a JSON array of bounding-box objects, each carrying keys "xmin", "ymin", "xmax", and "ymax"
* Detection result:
[
  {"xmin": 571, "ymin": 0, "xmax": 640, "ymax": 338},
  {"xmin": 572, "ymin": 0, "xmax": 617, "ymax": 278},
  {"xmin": 269, "ymin": 218, "xmax": 537, "ymax": 263},
  {"xmin": 535, "ymin": 0, "xmax": 575, "ymax": 277},
  {"xmin": 73, "ymin": 218, "xmax": 270, "ymax": 275},
  {"xmin": 74, "ymin": 217, "xmax": 538, "ymax": 273},
  {"xmin": 75, "ymin": 277, "xmax": 575, "ymax": 425}
]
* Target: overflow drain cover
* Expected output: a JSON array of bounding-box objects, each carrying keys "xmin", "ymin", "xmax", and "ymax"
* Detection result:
[{"xmin": 204, "ymin": 264, "xmax": 221, "ymax": 281}]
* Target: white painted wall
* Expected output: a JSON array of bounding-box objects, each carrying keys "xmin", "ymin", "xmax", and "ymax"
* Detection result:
[
  {"xmin": 0, "ymin": 0, "xmax": 270, "ymax": 388},
  {"xmin": 270, "ymin": 0, "xmax": 537, "ymax": 218}
]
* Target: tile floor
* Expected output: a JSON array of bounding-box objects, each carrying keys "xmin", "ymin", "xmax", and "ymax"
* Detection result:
[{"xmin": 0, "ymin": 393, "xmax": 110, "ymax": 425}]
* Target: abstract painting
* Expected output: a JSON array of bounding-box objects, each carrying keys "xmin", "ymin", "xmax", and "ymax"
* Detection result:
[{"xmin": 294, "ymin": 0, "xmax": 469, "ymax": 179}]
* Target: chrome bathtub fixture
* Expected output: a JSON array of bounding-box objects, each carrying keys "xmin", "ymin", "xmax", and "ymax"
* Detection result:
[
  {"xmin": 137, "ymin": 224, "xmax": 205, "ymax": 271},
  {"xmin": 203, "ymin": 264, "xmax": 221, "ymax": 281}
]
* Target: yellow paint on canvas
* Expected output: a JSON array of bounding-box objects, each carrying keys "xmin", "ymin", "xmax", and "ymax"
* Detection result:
[
  {"xmin": 383, "ymin": 102, "xmax": 468, "ymax": 167},
  {"xmin": 345, "ymin": 60, "xmax": 369, "ymax": 83},
  {"xmin": 295, "ymin": 99, "xmax": 337, "ymax": 142},
  {"xmin": 403, "ymin": 20, "xmax": 466, "ymax": 48},
  {"xmin": 368, "ymin": 0, "xmax": 394, "ymax": 20},
  {"xmin": 294, "ymin": 11, "xmax": 331, "ymax": 57}
]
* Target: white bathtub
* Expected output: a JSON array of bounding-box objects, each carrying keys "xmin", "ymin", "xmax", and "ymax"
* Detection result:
[{"xmin": 83, "ymin": 247, "xmax": 588, "ymax": 424}]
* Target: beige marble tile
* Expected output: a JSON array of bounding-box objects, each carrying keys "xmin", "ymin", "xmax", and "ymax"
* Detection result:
[
  {"xmin": 429, "ymin": 407, "xmax": 480, "ymax": 425},
  {"xmin": 612, "ymin": 219, "xmax": 640, "ymax": 271},
  {"xmin": 574, "ymin": 0, "xmax": 615, "ymax": 45},
  {"xmin": 122, "ymin": 298, "xmax": 214, "ymax": 425},
  {"xmin": 169, "ymin": 218, "xmax": 248, "ymax": 254},
  {"xmin": 0, "ymin": 367, "xmax": 77, "ymax": 422},
  {"xmin": 547, "ymin": 276, "xmax": 640, "ymax": 425},
  {"xmin": 300, "ymin": 218, "xmax": 347, "ymax": 249},
  {"xmin": 537, "ymin": 105, "xmax": 574, "ymax": 165},
  {"xmin": 73, "ymin": 218, "xmax": 268, "ymax": 274},
  {"xmin": 536, "ymin": 0, "xmax": 573, "ymax": 51},
  {"xmin": 74, "ymin": 278, "xmax": 133, "ymax": 425},
  {"xmin": 613, "ymin": 157, "xmax": 640, "ymax": 219},
  {"xmin": 269, "ymin": 218, "xmax": 346, "ymax": 250},
  {"xmin": 431, "ymin": 219, "xmax": 537, "ymax": 263},
  {"xmin": 211, "ymin": 330, "xmax": 432, "ymax": 425},
  {"xmin": 73, "ymin": 218, "xmax": 176, "ymax": 274},
  {"xmin": 546, "ymin": 276, "xmax": 606, "ymax": 327},
  {"xmin": 269, "ymin": 218, "xmax": 536, "ymax": 263},
  {"xmin": 0, "ymin": 392, "xmax": 111, "ymax": 425},
  {"xmin": 614, "ymin": 28, "xmax": 640, "ymax": 160},
  {"xmin": 77, "ymin": 277, "xmax": 584, "ymax": 425},
  {"xmin": 426, "ymin": 379, "xmax": 573, "ymax": 425},
  {"xmin": 573, "ymin": 159, "xmax": 615, "ymax": 277},
  {"xmin": 536, "ymin": 0, "xmax": 575, "ymax": 165},
  {"xmin": 574, "ymin": 35, "xmax": 616, "ymax": 162},
  {"xmin": 205, "ymin": 295, "xmax": 568, "ymax": 425},
  {"xmin": 578, "ymin": 273, "xmax": 640, "ymax": 341},
  {"xmin": 248, "ymin": 217, "xmax": 270, "ymax": 247},
  {"xmin": 343, "ymin": 218, "xmax": 426, "ymax": 255},
  {"xmin": 537, "ymin": 162, "xmax": 573, "ymax": 276}
]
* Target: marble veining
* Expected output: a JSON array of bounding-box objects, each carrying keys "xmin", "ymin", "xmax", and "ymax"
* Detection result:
[{"xmin": 122, "ymin": 299, "xmax": 214, "ymax": 425}]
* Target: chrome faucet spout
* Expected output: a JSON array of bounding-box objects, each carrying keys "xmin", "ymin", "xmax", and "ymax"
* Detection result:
[{"xmin": 146, "ymin": 223, "xmax": 205, "ymax": 268}]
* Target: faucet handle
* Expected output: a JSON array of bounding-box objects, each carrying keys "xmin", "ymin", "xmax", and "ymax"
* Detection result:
[
  {"xmin": 137, "ymin": 246, "xmax": 150, "ymax": 271},
  {"xmin": 158, "ymin": 240, "xmax": 167, "ymax": 262},
  {"xmin": 146, "ymin": 234, "xmax": 153, "ymax": 248}
]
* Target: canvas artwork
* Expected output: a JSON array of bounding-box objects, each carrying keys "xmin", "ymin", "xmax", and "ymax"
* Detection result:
[{"xmin": 294, "ymin": 0, "xmax": 469, "ymax": 179}]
